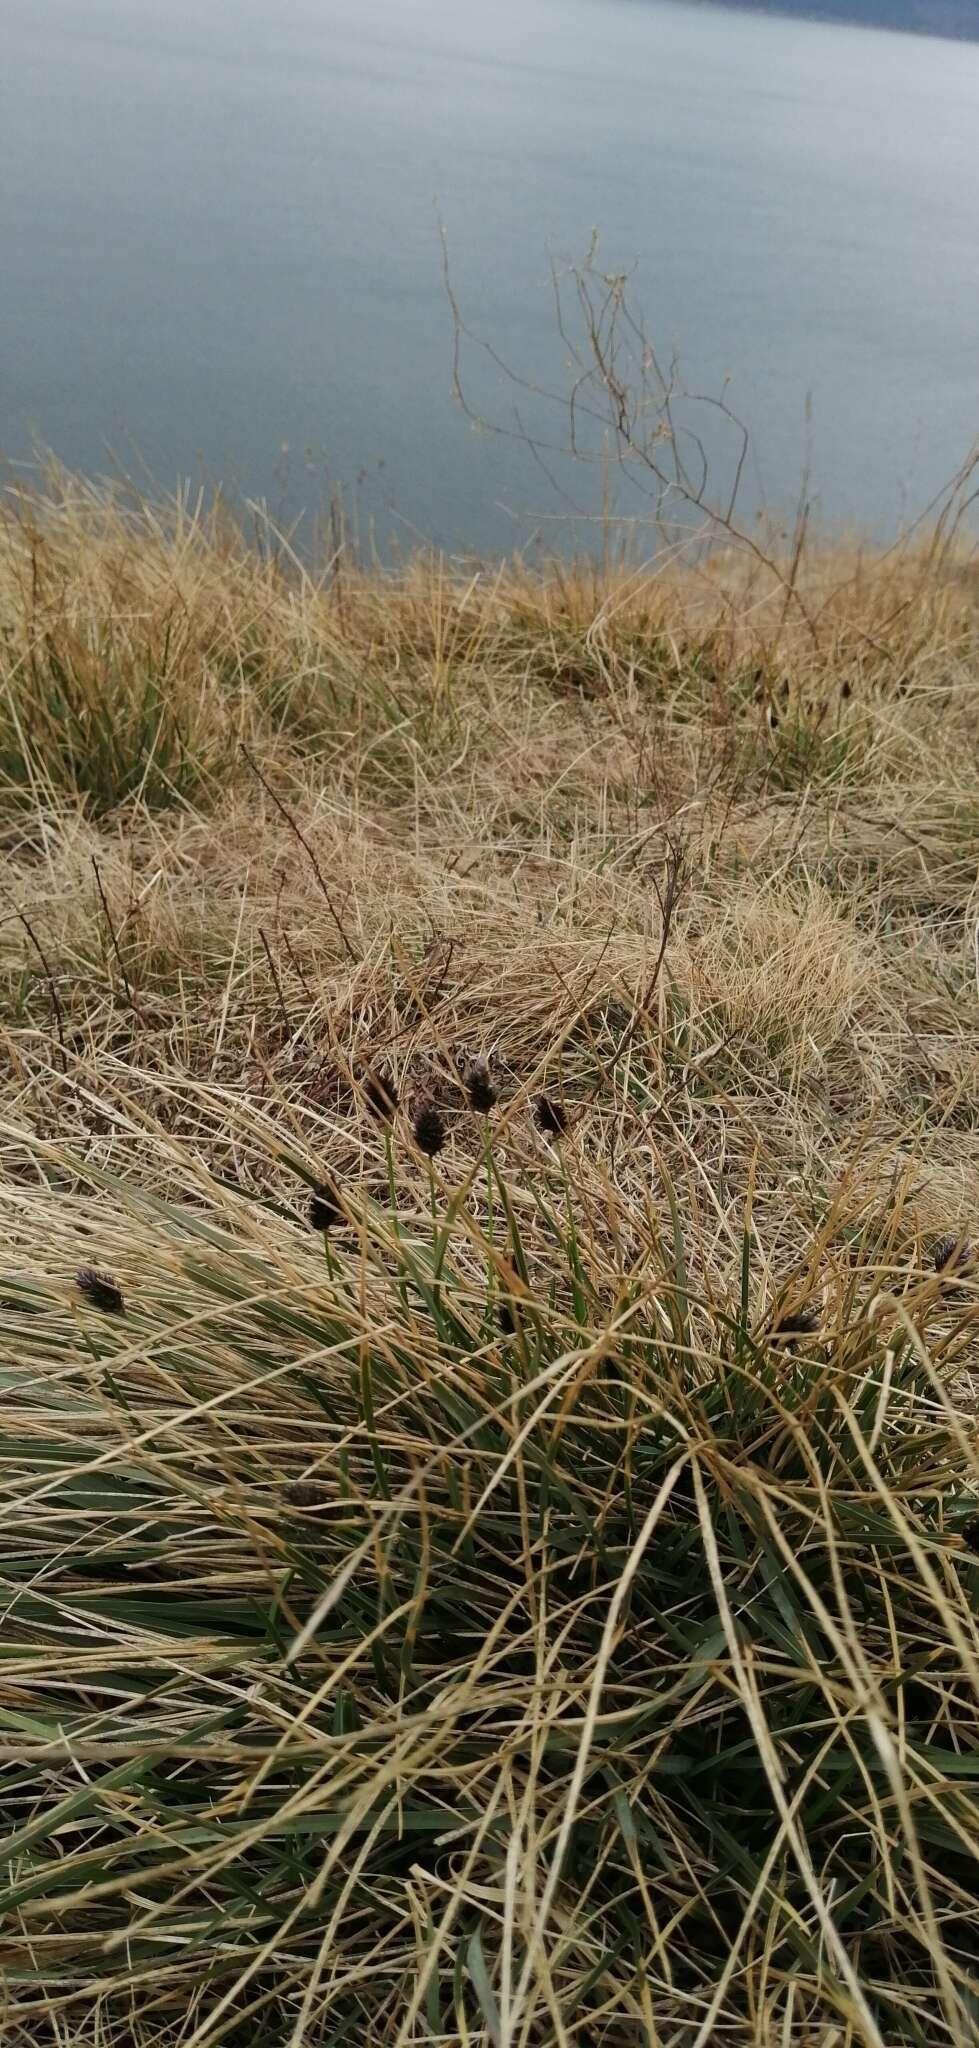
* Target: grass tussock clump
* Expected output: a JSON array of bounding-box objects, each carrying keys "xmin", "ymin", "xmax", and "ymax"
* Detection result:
[
  {"xmin": 695, "ymin": 879, "xmax": 874, "ymax": 1062},
  {"xmin": 3, "ymin": 473, "xmax": 979, "ymax": 2044}
]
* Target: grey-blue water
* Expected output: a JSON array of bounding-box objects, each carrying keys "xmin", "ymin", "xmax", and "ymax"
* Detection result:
[{"xmin": 4, "ymin": 0, "xmax": 979, "ymax": 557}]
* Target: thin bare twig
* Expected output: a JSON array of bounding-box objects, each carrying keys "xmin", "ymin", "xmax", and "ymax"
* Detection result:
[
  {"xmin": 441, "ymin": 226, "xmax": 822, "ymax": 645},
  {"xmin": 91, "ymin": 859, "xmax": 146, "ymax": 1027},
  {"xmin": 240, "ymin": 744, "xmax": 360, "ymax": 966},
  {"xmin": 279, "ymin": 928, "xmax": 316, "ymax": 1008},
  {"xmin": 12, "ymin": 906, "xmax": 68, "ymax": 1070},
  {"xmin": 258, "ymin": 927, "xmax": 294, "ymax": 1039},
  {"xmin": 574, "ymin": 841, "xmax": 687, "ymax": 1110}
]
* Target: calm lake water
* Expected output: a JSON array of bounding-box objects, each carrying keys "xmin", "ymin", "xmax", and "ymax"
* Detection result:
[{"xmin": 4, "ymin": 0, "xmax": 979, "ymax": 556}]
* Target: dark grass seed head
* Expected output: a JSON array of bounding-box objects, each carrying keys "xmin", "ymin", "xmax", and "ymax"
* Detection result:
[
  {"xmin": 286, "ymin": 1479, "xmax": 322, "ymax": 1511},
  {"xmin": 309, "ymin": 1182, "xmax": 342, "ymax": 1232},
  {"xmin": 935, "ymin": 1233, "xmax": 974, "ymax": 1275},
  {"xmin": 413, "ymin": 1101, "xmax": 447, "ymax": 1157},
  {"xmin": 773, "ymin": 1305, "xmax": 820, "ymax": 1340},
  {"xmin": 75, "ymin": 1267, "xmax": 125, "ymax": 1315},
  {"xmin": 363, "ymin": 1069, "xmax": 399, "ymax": 1121},
  {"xmin": 465, "ymin": 1058, "xmax": 498, "ymax": 1114},
  {"xmin": 534, "ymin": 1094, "xmax": 567, "ymax": 1138}
]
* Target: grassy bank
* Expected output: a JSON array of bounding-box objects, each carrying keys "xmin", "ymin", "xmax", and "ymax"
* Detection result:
[{"xmin": 3, "ymin": 475, "xmax": 979, "ymax": 2045}]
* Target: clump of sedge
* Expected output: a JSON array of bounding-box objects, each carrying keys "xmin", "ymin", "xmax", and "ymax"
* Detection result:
[
  {"xmin": 534, "ymin": 1094, "xmax": 567, "ymax": 1138},
  {"xmin": 413, "ymin": 1101, "xmax": 447, "ymax": 1157},
  {"xmin": 465, "ymin": 1058, "xmax": 498, "ymax": 1114},
  {"xmin": 75, "ymin": 1267, "xmax": 125, "ymax": 1315}
]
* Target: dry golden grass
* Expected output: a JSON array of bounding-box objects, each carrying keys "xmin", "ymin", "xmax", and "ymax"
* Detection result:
[{"xmin": 3, "ymin": 475, "xmax": 979, "ymax": 2046}]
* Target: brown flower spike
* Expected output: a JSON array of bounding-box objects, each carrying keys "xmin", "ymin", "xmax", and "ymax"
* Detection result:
[
  {"xmin": 773, "ymin": 1305, "xmax": 820, "ymax": 1341},
  {"xmin": 75, "ymin": 1267, "xmax": 125, "ymax": 1315},
  {"xmin": 534, "ymin": 1095, "xmax": 567, "ymax": 1138},
  {"xmin": 309, "ymin": 1182, "xmax": 342, "ymax": 1232},
  {"xmin": 413, "ymin": 1101, "xmax": 447, "ymax": 1157},
  {"xmin": 935, "ymin": 1233, "xmax": 974, "ymax": 1275},
  {"xmin": 363, "ymin": 1069, "xmax": 399, "ymax": 1121},
  {"xmin": 465, "ymin": 1058, "xmax": 498, "ymax": 1114}
]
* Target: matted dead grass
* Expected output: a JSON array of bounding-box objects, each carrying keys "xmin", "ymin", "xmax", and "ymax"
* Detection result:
[{"xmin": 3, "ymin": 476, "xmax": 979, "ymax": 2046}]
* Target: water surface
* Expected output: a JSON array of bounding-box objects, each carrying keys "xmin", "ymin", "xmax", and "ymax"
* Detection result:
[{"xmin": 3, "ymin": 0, "xmax": 979, "ymax": 554}]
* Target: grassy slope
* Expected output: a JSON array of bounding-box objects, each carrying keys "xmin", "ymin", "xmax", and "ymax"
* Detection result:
[{"xmin": 2, "ymin": 477, "xmax": 979, "ymax": 2045}]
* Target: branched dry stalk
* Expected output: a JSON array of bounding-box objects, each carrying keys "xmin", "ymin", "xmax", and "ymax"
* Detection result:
[
  {"xmin": 441, "ymin": 225, "xmax": 979, "ymax": 659},
  {"xmin": 0, "ymin": 468, "xmax": 978, "ymax": 2045}
]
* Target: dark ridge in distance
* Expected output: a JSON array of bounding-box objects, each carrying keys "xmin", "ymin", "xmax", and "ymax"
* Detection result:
[{"xmin": 677, "ymin": 0, "xmax": 979, "ymax": 42}]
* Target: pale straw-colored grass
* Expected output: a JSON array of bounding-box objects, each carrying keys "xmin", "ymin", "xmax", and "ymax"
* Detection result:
[{"xmin": 2, "ymin": 476, "xmax": 979, "ymax": 2046}]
